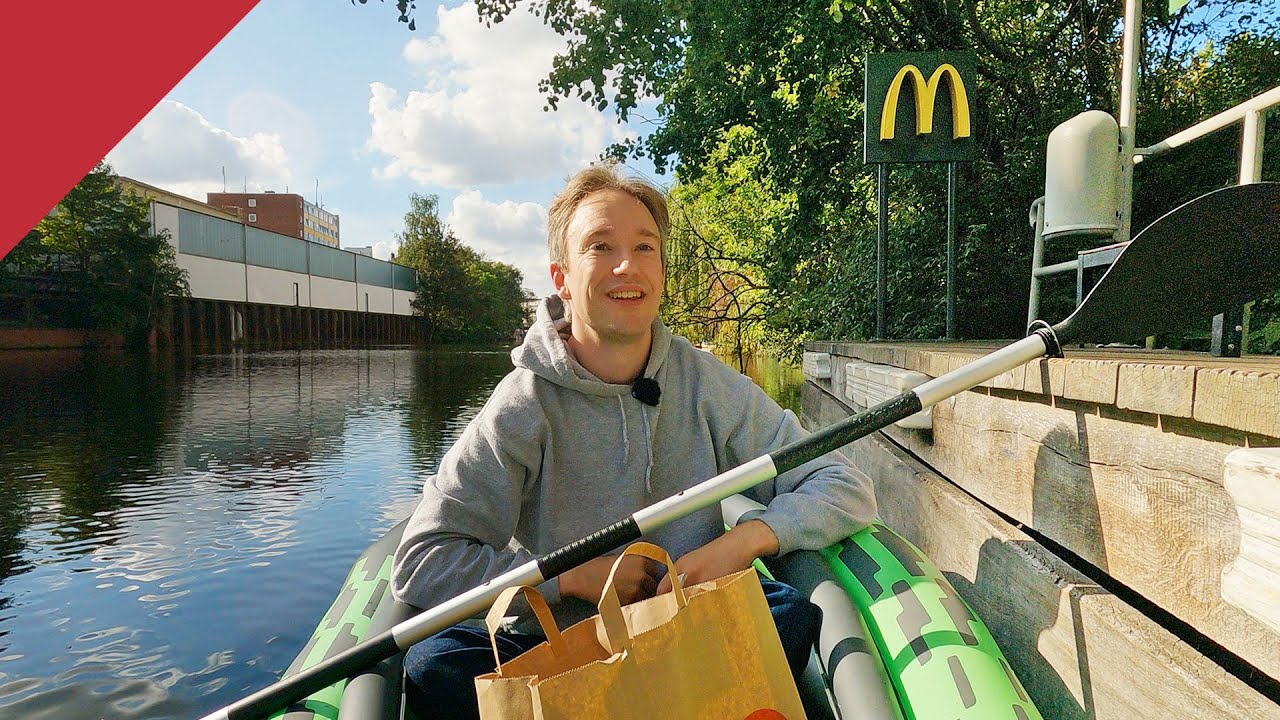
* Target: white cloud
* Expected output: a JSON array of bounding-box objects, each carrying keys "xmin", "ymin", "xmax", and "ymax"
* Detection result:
[
  {"xmin": 372, "ymin": 239, "xmax": 399, "ymax": 262},
  {"xmin": 365, "ymin": 1, "xmax": 633, "ymax": 188},
  {"xmin": 106, "ymin": 100, "xmax": 293, "ymax": 200},
  {"xmin": 226, "ymin": 91, "xmax": 322, "ymax": 186},
  {"xmin": 446, "ymin": 190, "xmax": 551, "ymax": 297}
]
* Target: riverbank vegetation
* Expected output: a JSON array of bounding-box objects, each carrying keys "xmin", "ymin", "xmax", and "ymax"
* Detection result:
[
  {"xmin": 446, "ymin": 1, "xmax": 1279, "ymax": 358},
  {"xmin": 393, "ymin": 192, "xmax": 529, "ymax": 344},
  {"xmin": 1, "ymin": 163, "xmax": 189, "ymax": 348}
]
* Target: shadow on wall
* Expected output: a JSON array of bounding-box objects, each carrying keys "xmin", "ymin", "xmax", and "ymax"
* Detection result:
[
  {"xmin": 947, "ymin": 538, "xmax": 1108, "ymax": 720},
  {"xmin": 1032, "ymin": 419, "xmax": 1110, "ymax": 574}
]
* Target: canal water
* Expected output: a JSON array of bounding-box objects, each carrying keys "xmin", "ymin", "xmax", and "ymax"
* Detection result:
[{"xmin": 0, "ymin": 347, "xmax": 801, "ymax": 719}]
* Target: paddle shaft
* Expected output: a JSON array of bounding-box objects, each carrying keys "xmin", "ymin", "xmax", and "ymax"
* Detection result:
[{"xmin": 198, "ymin": 332, "xmax": 1051, "ymax": 720}]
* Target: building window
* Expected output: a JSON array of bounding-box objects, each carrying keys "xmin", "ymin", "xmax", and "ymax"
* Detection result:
[
  {"xmin": 248, "ymin": 213, "xmax": 257, "ymax": 222},
  {"xmin": 247, "ymin": 198, "xmax": 257, "ymax": 208}
]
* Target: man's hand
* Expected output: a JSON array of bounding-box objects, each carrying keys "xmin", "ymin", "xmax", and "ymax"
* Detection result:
[
  {"xmin": 560, "ymin": 553, "xmax": 660, "ymax": 605},
  {"xmin": 656, "ymin": 519, "xmax": 780, "ymax": 594}
]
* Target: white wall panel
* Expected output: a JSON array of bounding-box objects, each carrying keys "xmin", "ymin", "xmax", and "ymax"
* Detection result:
[
  {"xmin": 392, "ymin": 289, "xmax": 416, "ymax": 316},
  {"xmin": 311, "ymin": 276, "xmax": 357, "ymax": 311},
  {"xmin": 179, "ymin": 255, "xmax": 246, "ymax": 302},
  {"xmin": 356, "ymin": 284, "xmax": 394, "ymax": 314},
  {"xmin": 247, "ymin": 266, "xmax": 312, "ymax": 306}
]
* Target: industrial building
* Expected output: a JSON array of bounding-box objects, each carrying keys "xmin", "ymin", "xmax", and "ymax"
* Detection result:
[
  {"xmin": 121, "ymin": 178, "xmax": 417, "ymax": 349},
  {"xmin": 207, "ymin": 191, "xmax": 341, "ymax": 248}
]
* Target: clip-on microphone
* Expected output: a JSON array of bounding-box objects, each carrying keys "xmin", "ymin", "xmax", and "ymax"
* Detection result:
[{"xmin": 631, "ymin": 377, "xmax": 661, "ymax": 407}]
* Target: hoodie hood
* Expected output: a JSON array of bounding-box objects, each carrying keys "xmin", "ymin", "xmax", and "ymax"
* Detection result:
[
  {"xmin": 512, "ymin": 295, "xmax": 672, "ymax": 393},
  {"xmin": 512, "ymin": 295, "xmax": 670, "ymax": 495}
]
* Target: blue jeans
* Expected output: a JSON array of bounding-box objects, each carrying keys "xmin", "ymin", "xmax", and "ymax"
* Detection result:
[{"xmin": 403, "ymin": 579, "xmax": 820, "ymax": 720}]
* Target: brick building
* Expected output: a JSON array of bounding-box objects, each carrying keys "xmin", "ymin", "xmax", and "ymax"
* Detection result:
[{"xmin": 207, "ymin": 191, "xmax": 340, "ymax": 247}]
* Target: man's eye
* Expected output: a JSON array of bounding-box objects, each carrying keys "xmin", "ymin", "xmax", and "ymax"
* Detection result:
[
  {"xmin": 637, "ymin": 243, "xmax": 656, "ymax": 252},
  {"xmin": 588, "ymin": 242, "xmax": 609, "ymax": 252}
]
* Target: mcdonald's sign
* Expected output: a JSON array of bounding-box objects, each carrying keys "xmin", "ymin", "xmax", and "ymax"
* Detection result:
[{"xmin": 865, "ymin": 52, "xmax": 977, "ymax": 163}]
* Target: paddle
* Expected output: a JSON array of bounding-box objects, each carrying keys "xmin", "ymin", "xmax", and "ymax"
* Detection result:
[{"xmin": 199, "ymin": 182, "xmax": 1280, "ymax": 720}]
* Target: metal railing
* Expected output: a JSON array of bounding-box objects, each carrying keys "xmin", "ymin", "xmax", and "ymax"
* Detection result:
[
  {"xmin": 1137, "ymin": 86, "xmax": 1280, "ymax": 184},
  {"xmin": 1027, "ymin": 84, "xmax": 1279, "ymax": 335}
]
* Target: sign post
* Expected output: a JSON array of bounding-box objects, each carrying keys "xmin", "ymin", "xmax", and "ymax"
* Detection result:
[
  {"xmin": 947, "ymin": 161, "xmax": 958, "ymax": 337},
  {"xmin": 864, "ymin": 51, "xmax": 976, "ymax": 339},
  {"xmin": 877, "ymin": 164, "xmax": 888, "ymax": 338}
]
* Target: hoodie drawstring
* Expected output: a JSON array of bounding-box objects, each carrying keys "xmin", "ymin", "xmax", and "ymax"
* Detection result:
[
  {"xmin": 617, "ymin": 394, "xmax": 654, "ymax": 494},
  {"xmin": 617, "ymin": 395, "xmax": 629, "ymax": 466},
  {"xmin": 641, "ymin": 405, "xmax": 654, "ymax": 494}
]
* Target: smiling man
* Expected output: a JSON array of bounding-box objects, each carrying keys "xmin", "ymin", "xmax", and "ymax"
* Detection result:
[
  {"xmin": 391, "ymin": 164, "xmax": 877, "ymax": 720},
  {"xmin": 551, "ymin": 184, "xmax": 664, "ymax": 383}
]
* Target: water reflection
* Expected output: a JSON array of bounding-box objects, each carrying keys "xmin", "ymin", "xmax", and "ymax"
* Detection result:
[
  {"xmin": 404, "ymin": 350, "xmax": 519, "ymax": 473},
  {"xmin": 0, "ymin": 352, "xmax": 181, "ymax": 581},
  {"xmin": 724, "ymin": 352, "xmax": 804, "ymax": 415},
  {"xmin": 0, "ymin": 348, "xmax": 512, "ymax": 719}
]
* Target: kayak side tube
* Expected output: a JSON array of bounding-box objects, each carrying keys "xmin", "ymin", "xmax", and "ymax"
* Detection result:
[
  {"xmin": 272, "ymin": 520, "xmax": 409, "ymax": 720},
  {"xmin": 832, "ymin": 521, "xmax": 1043, "ymax": 720},
  {"xmin": 337, "ymin": 571, "xmax": 417, "ymax": 720},
  {"xmin": 724, "ymin": 494, "xmax": 1043, "ymax": 720}
]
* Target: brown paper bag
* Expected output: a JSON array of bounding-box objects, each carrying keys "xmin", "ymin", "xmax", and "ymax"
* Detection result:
[{"xmin": 475, "ymin": 542, "xmax": 807, "ymax": 720}]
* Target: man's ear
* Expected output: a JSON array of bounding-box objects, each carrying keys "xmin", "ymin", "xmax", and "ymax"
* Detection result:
[{"xmin": 550, "ymin": 261, "xmax": 571, "ymax": 300}]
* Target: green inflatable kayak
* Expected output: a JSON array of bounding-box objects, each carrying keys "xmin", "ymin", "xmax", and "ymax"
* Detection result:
[{"xmin": 273, "ymin": 496, "xmax": 1042, "ymax": 720}]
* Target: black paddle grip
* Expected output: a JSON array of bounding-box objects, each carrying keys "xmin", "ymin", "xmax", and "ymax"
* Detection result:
[
  {"xmin": 772, "ymin": 392, "xmax": 923, "ymax": 475},
  {"xmin": 538, "ymin": 518, "xmax": 642, "ymax": 579}
]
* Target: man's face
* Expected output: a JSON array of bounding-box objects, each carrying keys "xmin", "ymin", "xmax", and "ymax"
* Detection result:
[{"xmin": 552, "ymin": 188, "xmax": 664, "ymax": 346}]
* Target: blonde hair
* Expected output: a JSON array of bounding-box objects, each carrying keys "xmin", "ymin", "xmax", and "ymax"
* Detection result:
[{"xmin": 547, "ymin": 164, "xmax": 669, "ymax": 269}]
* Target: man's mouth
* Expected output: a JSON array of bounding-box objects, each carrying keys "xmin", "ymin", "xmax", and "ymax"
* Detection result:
[{"xmin": 607, "ymin": 290, "xmax": 643, "ymax": 300}]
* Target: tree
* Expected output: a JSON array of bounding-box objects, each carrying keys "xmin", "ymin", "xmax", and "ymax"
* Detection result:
[
  {"xmin": 395, "ymin": 193, "xmax": 527, "ymax": 344},
  {"xmin": 7, "ymin": 162, "xmax": 189, "ymax": 346},
  {"xmin": 662, "ymin": 126, "xmax": 788, "ymax": 368},
  {"xmin": 457, "ymin": 252, "xmax": 527, "ymax": 343},
  {"xmin": 371, "ymin": 0, "xmax": 1279, "ymax": 354},
  {"xmin": 352, "ymin": 0, "xmax": 421, "ymax": 31},
  {"xmin": 396, "ymin": 193, "xmax": 471, "ymax": 342},
  {"xmin": 465, "ymin": 0, "xmax": 1274, "ymax": 353}
]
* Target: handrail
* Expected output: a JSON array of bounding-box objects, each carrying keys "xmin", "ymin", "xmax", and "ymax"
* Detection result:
[
  {"xmin": 1133, "ymin": 83, "xmax": 1279, "ymax": 355},
  {"xmin": 1137, "ymin": 85, "xmax": 1280, "ymax": 161}
]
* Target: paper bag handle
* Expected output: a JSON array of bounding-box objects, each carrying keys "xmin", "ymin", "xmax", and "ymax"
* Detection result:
[
  {"xmin": 597, "ymin": 542, "xmax": 688, "ymax": 654},
  {"xmin": 485, "ymin": 585, "xmax": 567, "ymax": 675}
]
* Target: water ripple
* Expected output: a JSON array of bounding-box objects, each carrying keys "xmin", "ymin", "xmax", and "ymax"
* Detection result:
[{"xmin": 0, "ymin": 348, "xmax": 518, "ymax": 718}]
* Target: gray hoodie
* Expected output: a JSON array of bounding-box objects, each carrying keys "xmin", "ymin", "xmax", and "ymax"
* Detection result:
[{"xmin": 391, "ymin": 296, "xmax": 877, "ymax": 629}]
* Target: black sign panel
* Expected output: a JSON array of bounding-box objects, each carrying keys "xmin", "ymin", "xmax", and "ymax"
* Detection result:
[{"xmin": 864, "ymin": 52, "xmax": 977, "ymax": 164}]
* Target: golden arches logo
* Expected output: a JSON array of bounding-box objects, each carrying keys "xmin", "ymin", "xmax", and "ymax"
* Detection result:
[{"xmin": 879, "ymin": 63, "xmax": 971, "ymax": 141}]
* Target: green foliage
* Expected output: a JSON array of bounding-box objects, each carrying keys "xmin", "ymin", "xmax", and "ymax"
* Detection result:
[
  {"xmin": 395, "ymin": 193, "xmax": 527, "ymax": 344},
  {"xmin": 662, "ymin": 126, "xmax": 788, "ymax": 363},
  {"xmin": 458, "ymin": 0, "xmax": 1278, "ymax": 356},
  {"xmin": 2, "ymin": 162, "xmax": 189, "ymax": 345},
  {"xmin": 458, "ymin": 254, "xmax": 529, "ymax": 343}
]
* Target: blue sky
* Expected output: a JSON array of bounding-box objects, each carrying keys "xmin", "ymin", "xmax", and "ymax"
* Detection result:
[{"xmin": 106, "ymin": 0, "xmax": 662, "ymax": 298}]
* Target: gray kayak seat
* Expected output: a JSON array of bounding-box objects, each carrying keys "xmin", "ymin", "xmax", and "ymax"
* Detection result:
[{"xmin": 722, "ymin": 494, "xmax": 905, "ymax": 720}]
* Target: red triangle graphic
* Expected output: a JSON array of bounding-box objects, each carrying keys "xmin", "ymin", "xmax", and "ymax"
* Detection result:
[{"xmin": 1, "ymin": 1, "xmax": 261, "ymax": 259}]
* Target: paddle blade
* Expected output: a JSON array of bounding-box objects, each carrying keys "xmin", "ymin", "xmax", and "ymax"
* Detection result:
[{"xmin": 1053, "ymin": 182, "xmax": 1280, "ymax": 345}]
